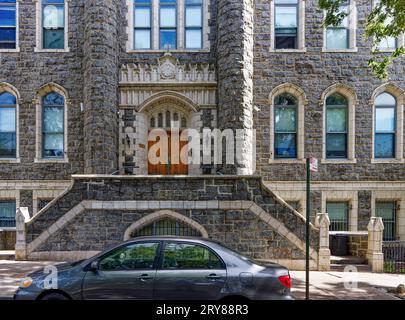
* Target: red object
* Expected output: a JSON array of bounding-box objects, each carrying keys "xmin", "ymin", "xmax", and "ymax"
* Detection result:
[{"xmin": 278, "ymin": 274, "xmax": 292, "ymax": 289}]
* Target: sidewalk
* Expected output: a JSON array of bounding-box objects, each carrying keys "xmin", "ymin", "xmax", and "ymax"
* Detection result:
[
  {"xmin": 291, "ymin": 270, "xmax": 405, "ymax": 300},
  {"xmin": 0, "ymin": 260, "xmax": 404, "ymax": 300}
]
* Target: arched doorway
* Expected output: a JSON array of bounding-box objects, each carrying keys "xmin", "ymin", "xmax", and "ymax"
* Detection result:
[{"xmin": 137, "ymin": 91, "xmax": 201, "ymax": 176}]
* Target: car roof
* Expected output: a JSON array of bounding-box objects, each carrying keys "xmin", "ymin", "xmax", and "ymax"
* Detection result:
[{"xmin": 127, "ymin": 236, "xmax": 223, "ymax": 246}]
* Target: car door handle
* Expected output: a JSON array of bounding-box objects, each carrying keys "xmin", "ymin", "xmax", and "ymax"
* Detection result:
[
  {"xmin": 139, "ymin": 274, "xmax": 153, "ymax": 281},
  {"xmin": 206, "ymin": 274, "xmax": 222, "ymax": 280}
]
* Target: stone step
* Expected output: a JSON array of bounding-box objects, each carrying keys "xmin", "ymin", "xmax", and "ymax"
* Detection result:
[
  {"xmin": 331, "ymin": 255, "xmax": 367, "ymax": 265},
  {"xmin": 0, "ymin": 251, "xmax": 15, "ymax": 261},
  {"xmin": 330, "ymin": 264, "xmax": 372, "ymax": 272}
]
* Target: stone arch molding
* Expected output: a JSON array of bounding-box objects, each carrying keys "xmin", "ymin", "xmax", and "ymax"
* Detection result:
[
  {"xmin": 320, "ymin": 83, "xmax": 357, "ymax": 104},
  {"xmin": 137, "ymin": 91, "xmax": 200, "ymax": 115},
  {"xmin": 0, "ymin": 82, "xmax": 21, "ymax": 101},
  {"xmin": 371, "ymin": 82, "xmax": 405, "ymax": 105},
  {"xmin": 268, "ymin": 83, "xmax": 308, "ymax": 106},
  {"xmin": 35, "ymin": 82, "xmax": 69, "ymax": 104},
  {"xmin": 123, "ymin": 210, "xmax": 209, "ymax": 240}
]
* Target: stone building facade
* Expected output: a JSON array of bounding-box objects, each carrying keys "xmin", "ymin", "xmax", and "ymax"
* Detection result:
[{"xmin": 0, "ymin": 0, "xmax": 404, "ymax": 268}]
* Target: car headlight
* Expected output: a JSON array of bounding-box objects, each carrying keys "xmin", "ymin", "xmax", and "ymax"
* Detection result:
[{"xmin": 20, "ymin": 277, "xmax": 33, "ymax": 289}]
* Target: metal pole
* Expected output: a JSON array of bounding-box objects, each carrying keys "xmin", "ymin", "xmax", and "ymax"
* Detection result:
[{"xmin": 306, "ymin": 158, "xmax": 311, "ymax": 300}]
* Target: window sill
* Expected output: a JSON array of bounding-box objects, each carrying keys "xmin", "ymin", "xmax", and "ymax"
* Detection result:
[
  {"xmin": 34, "ymin": 158, "xmax": 69, "ymax": 164},
  {"xmin": 126, "ymin": 49, "xmax": 210, "ymax": 54},
  {"xmin": 269, "ymin": 48, "xmax": 307, "ymax": 53},
  {"xmin": 0, "ymin": 48, "xmax": 20, "ymax": 53},
  {"xmin": 321, "ymin": 159, "xmax": 357, "ymax": 164},
  {"xmin": 268, "ymin": 158, "xmax": 306, "ymax": 164},
  {"xmin": 34, "ymin": 48, "xmax": 70, "ymax": 53},
  {"xmin": 371, "ymin": 158, "xmax": 404, "ymax": 164},
  {"xmin": 0, "ymin": 227, "xmax": 16, "ymax": 232},
  {"xmin": 321, "ymin": 48, "xmax": 358, "ymax": 53},
  {"xmin": 0, "ymin": 158, "xmax": 21, "ymax": 164}
]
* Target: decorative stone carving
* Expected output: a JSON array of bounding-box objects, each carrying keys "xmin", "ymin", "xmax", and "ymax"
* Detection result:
[
  {"xmin": 159, "ymin": 53, "xmax": 177, "ymax": 80},
  {"xmin": 120, "ymin": 53, "xmax": 216, "ymax": 84}
]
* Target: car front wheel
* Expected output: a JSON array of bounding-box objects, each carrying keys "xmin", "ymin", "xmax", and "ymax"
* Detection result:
[{"xmin": 40, "ymin": 292, "xmax": 70, "ymax": 301}]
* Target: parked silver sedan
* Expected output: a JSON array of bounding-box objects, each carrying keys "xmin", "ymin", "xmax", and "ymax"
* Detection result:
[{"xmin": 14, "ymin": 237, "xmax": 293, "ymax": 300}]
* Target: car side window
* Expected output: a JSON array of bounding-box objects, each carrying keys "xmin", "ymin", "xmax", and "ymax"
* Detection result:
[
  {"xmin": 99, "ymin": 242, "xmax": 159, "ymax": 271},
  {"xmin": 162, "ymin": 242, "xmax": 224, "ymax": 270}
]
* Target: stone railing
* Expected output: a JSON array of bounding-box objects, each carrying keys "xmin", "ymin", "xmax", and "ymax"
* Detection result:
[
  {"xmin": 17, "ymin": 175, "xmax": 321, "ymax": 270},
  {"xmin": 367, "ymin": 217, "xmax": 385, "ymax": 273}
]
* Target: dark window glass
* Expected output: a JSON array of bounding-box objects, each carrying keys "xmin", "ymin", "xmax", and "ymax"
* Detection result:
[
  {"xmin": 326, "ymin": 93, "xmax": 348, "ymax": 159},
  {"xmin": 274, "ymin": 93, "xmax": 297, "ymax": 158},
  {"xmin": 0, "ymin": 201, "xmax": 16, "ymax": 228},
  {"xmin": 327, "ymin": 202, "xmax": 349, "ymax": 231},
  {"xmin": 162, "ymin": 242, "xmax": 224, "ymax": 270},
  {"xmin": 0, "ymin": 92, "xmax": 16, "ymax": 158},
  {"xmin": 185, "ymin": 0, "xmax": 202, "ymax": 49},
  {"xmin": 38, "ymin": 199, "xmax": 51, "ymax": 212},
  {"xmin": 376, "ymin": 202, "xmax": 397, "ymax": 241},
  {"xmin": 275, "ymin": 0, "xmax": 298, "ymax": 49},
  {"xmin": 99, "ymin": 242, "xmax": 159, "ymax": 271},
  {"xmin": 287, "ymin": 200, "xmax": 301, "ymax": 212},
  {"xmin": 0, "ymin": 0, "xmax": 16, "ymax": 49},
  {"xmin": 133, "ymin": 218, "xmax": 202, "ymax": 237},
  {"xmin": 42, "ymin": 0, "xmax": 65, "ymax": 49},
  {"xmin": 160, "ymin": 0, "xmax": 177, "ymax": 49},
  {"xmin": 375, "ymin": 93, "xmax": 396, "ymax": 159},
  {"xmin": 42, "ymin": 92, "xmax": 64, "ymax": 158}
]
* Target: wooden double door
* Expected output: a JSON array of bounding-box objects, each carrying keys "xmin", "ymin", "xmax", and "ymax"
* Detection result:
[{"xmin": 148, "ymin": 130, "xmax": 188, "ymax": 175}]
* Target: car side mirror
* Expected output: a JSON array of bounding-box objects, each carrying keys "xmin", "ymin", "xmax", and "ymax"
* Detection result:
[{"xmin": 89, "ymin": 261, "xmax": 99, "ymax": 273}]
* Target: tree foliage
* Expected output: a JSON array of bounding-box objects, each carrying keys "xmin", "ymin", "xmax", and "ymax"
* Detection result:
[{"xmin": 319, "ymin": 0, "xmax": 405, "ymax": 79}]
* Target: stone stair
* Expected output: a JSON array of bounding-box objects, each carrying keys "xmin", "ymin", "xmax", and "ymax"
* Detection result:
[
  {"xmin": 330, "ymin": 255, "xmax": 371, "ymax": 272},
  {"xmin": 0, "ymin": 251, "xmax": 15, "ymax": 261}
]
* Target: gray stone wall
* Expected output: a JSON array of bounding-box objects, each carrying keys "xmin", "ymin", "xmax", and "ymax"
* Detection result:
[
  {"xmin": 0, "ymin": 0, "xmax": 85, "ymax": 180},
  {"xmin": 83, "ymin": 0, "xmax": 119, "ymax": 174},
  {"xmin": 254, "ymin": 0, "xmax": 405, "ymax": 181},
  {"xmin": 26, "ymin": 176, "xmax": 319, "ymax": 262},
  {"xmin": 217, "ymin": 0, "xmax": 254, "ymax": 175}
]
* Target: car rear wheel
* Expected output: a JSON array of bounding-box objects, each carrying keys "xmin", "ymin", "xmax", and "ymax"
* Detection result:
[{"xmin": 40, "ymin": 292, "xmax": 70, "ymax": 301}]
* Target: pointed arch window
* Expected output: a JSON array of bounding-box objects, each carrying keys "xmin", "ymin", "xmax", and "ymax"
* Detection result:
[
  {"xmin": 42, "ymin": 92, "xmax": 65, "ymax": 158},
  {"xmin": 326, "ymin": 93, "xmax": 348, "ymax": 159},
  {"xmin": 374, "ymin": 92, "xmax": 396, "ymax": 159},
  {"xmin": 274, "ymin": 93, "xmax": 297, "ymax": 159},
  {"xmin": 0, "ymin": 92, "xmax": 16, "ymax": 158}
]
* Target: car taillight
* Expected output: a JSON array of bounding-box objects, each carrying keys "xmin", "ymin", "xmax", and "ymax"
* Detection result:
[{"xmin": 278, "ymin": 274, "xmax": 292, "ymax": 289}]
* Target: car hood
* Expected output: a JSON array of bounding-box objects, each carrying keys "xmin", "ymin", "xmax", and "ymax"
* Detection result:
[{"xmin": 27, "ymin": 260, "xmax": 84, "ymax": 278}]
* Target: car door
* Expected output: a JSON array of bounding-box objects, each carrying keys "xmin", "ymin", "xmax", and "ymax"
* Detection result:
[
  {"xmin": 81, "ymin": 241, "xmax": 160, "ymax": 300},
  {"xmin": 153, "ymin": 241, "xmax": 227, "ymax": 300}
]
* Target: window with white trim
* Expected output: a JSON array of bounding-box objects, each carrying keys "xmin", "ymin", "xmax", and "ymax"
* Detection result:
[
  {"xmin": 270, "ymin": 0, "xmax": 305, "ymax": 51},
  {"xmin": 373, "ymin": 0, "xmax": 403, "ymax": 51},
  {"xmin": 0, "ymin": 0, "xmax": 17, "ymax": 50},
  {"xmin": 325, "ymin": 93, "xmax": 348, "ymax": 159},
  {"xmin": 274, "ymin": 93, "xmax": 297, "ymax": 159},
  {"xmin": 134, "ymin": 0, "xmax": 152, "ymax": 50},
  {"xmin": 324, "ymin": 0, "xmax": 357, "ymax": 51},
  {"xmin": 127, "ymin": 0, "xmax": 208, "ymax": 51},
  {"xmin": 36, "ymin": 0, "xmax": 69, "ymax": 51},
  {"xmin": 0, "ymin": 91, "xmax": 16, "ymax": 159},
  {"xmin": 42, "ymin": 92, "xmax": 65, "ymax": 159},
  {"xmin": 160, "ymin": 0, "xmax": 177, "ymax": 49},
  {"xmin": 0, "ymin": 200, "xmax": 16, "ymax": 228},
  {"xmin": 374, "ymin": 92, "xmax": 396, "ymax": 159},
  {"xmin": 185, "ymin": 0, "xmax": 202, "ymax": 49}
]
